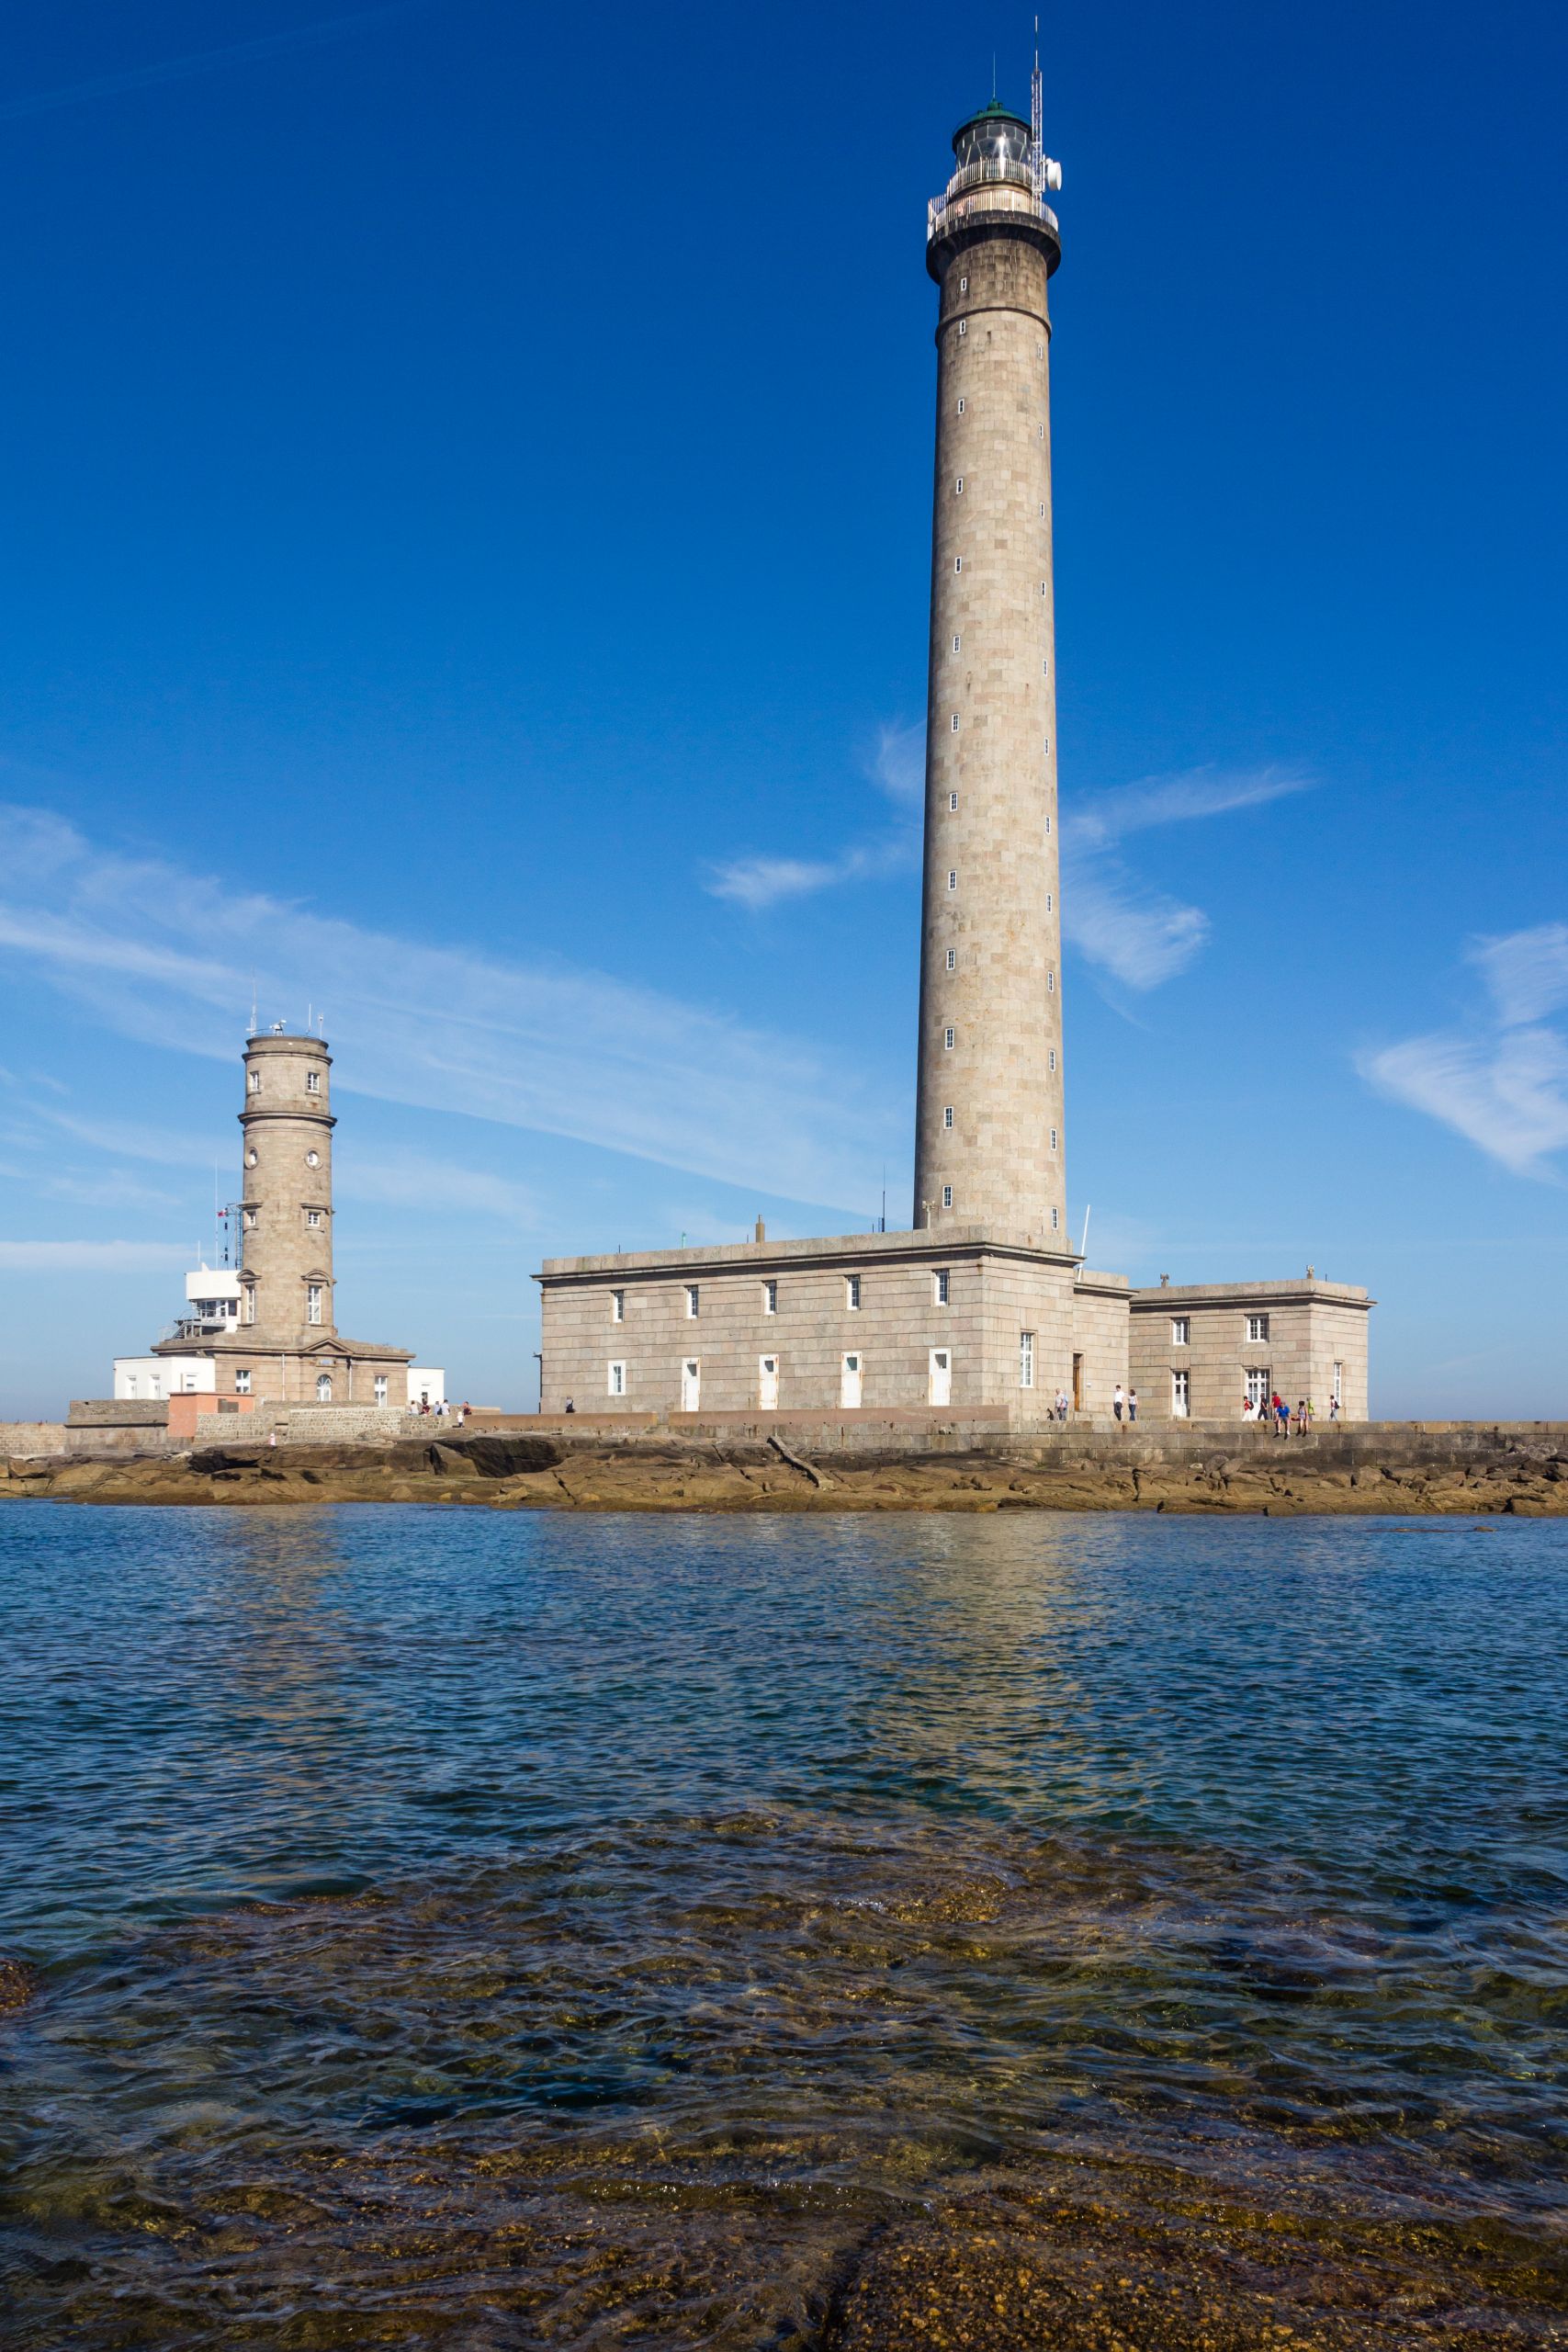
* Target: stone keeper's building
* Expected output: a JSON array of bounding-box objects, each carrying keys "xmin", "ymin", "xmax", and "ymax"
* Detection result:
[{"xmin": 536, "ymin": 79, "xmax": 1372, "ymax": 1424}]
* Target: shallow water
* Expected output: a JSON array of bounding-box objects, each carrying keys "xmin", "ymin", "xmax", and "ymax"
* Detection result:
[{"xmin": 2, "ymin": 1505, "xmax": 1566, "ymax": 2346}]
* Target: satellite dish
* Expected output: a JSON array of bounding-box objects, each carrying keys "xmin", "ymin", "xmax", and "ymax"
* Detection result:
[{"xmin": 1043, "ymin": 157, "xmax": 1064, "ymax": 192}]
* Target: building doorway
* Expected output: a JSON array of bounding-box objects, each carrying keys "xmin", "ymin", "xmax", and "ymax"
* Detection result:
[
  {"xmin": 681, "ymin": 1359, "xmax": 700, "ymax": 1412},
  {"xmin": 1071, "ymin": 1352, "xmax": 1084, "ymax": 1412},
  {"xmin": 1245, "ymin": 1366, "xmax": 1271, "ymax": 1418},
  {"xmin": 840, "ymin": 1352, "xmax": 863, "ymax": 1408},
  {"xmin": 928, "ymin": 1347, "xmax": 951, "ymax": 1407},
  {"xmin": 759, "ymin": 1354, "xmax": 779, "ymax": 1410},
  {"xmin": 1172, "ymin": 1367, "xmax": 1190, "ymax": 1418}
]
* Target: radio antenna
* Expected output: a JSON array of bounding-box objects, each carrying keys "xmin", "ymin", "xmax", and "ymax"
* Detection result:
[{"xmin": 1031, "ymin": 16, "xmax": 1043, "ymax": 200}]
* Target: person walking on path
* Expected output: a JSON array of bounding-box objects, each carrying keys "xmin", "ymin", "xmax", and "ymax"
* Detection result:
[
  {"xmin": 1112, "ymin": 1383, "xmax": 1125, "ymax": 1422},
  {"xmin": 1127, "ymin": 1388, "xmax": 1138, "ymax": 1423}
]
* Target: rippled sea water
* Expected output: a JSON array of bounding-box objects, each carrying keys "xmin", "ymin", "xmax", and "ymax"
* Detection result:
[{"xmin": 2, "ymin": 1503, "xmax": 1566, "ymax": 2347}]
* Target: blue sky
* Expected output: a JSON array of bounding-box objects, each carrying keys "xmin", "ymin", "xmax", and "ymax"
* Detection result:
[{"xmin": 1, "ymin": 0, "xmax": 1564, "ymax": 1418}]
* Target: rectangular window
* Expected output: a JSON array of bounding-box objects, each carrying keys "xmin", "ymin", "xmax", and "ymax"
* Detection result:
[
  {"xmin": 957, "ymin": 320, "xmax": 966, "ymax": 336},
  {"xmin": 1048, "ymin": 1050, "xmax": 1056, "ymax": 1072},
  {"xmin": 243, "ymin": 1288, "xmax": 256, "ymax": 1324},
  {"xmin": 1172, "ymin": 1368, "xmax": 1190, "ymax": 1417},
  {"xmin": 307, "ymin": 1210, "xmax": 321, "ymax": 1228},
  {"xmin": 762, "ymin": 1279, "xmax": 777, "ymax": 1315},
  {"xmin": 1047, "ymin": 970, "xmax": 1055, "ymax": 991},
  {"xmin": 953, "ymin": 556, "xmax": 962, "ymax": 571},
  {"xmin": 947, "ymin": 869, "xmax": 957, "ymax": 890},
  {"xmin": 949, "ymin": 791, "xmax": 958, "ymax": 810},
  {"xmin": 612, "ymin": 1289, "xmax": 626, "ymax": 1322},
  {"xmin": 235, "ymin": 1370, "xmax": 252, "ymax": 1396},
  {"xmin": 1051, "ymin": 1207, "xmax": 1059, "ymax": 1230},
  {"xmin": 955, "ymin": 397, "xmax": 964, "ymax": 413},
  {"xmin": 1019, "ymin": 1330, "xmax": 1034, "ymax": 1388},
  {"xmin": 943, "ymin": 1105, "xmax": 953, "ymax": 1129},
  {"xmin": 1171, "ymin": 1317, "xmax": 1190, "ymax": 1345},
  {"xmin": 954, "ymin": 477, "xmax": 964, "ymax": 494},
  {"xmin": 1045, "ymin": 893, "xmax": 1053, "ymax": 911},
  {"xmin": 944, "ymin": 1027, "xmax": 955, "ymax": 1050},
  {"xmin": 306, "ymin": 1284, "xmax": 322, "ymax": 1325},
  {"xmin": 942, "ymin": 1184, "xmax": 953, "ymax": 1208},
  {"xmin": 374, "ymin": 1374, "xmax": 388, "ymax": 1405},
  {"xmin": 306, "ymin": 1071, "xmax": 321, "ymax": 1094},
  {"xmin": 608, "ymin": 1361, "xmax": 626, "ymax": 1396},
  {"xmin": 1333, "ymin": 1361, "xmax": 1344, "ymax": 1407},
  {"xmin": 243, "ymin": 1208, "xmax": 256, "ymax": 1228},
  {"xmin": 950, "ymin": 714, "xmax": 959, "ymax": 733},
  {"xmin": 685, "ymin": 1284, "xmax": 700, "ymax": 1319},
  {"xmin": 247, "ymin": 1070, "xmax": 260, "ymax": 1092},
  {"xmin": 1050, "ymin": 1127, "xmax": 1057, "ymax": 1150},
  {"xmin": 934, "ymin": 1269, "xmax": 950, "ymax": 1306},
  {"xmin": 1247, "ymin": 1313, "xmax": 1269, "ymax": 1342},
  {"xmin": 845, "ymin": 1274, "xmax": 862, "ymax": 1310},
  {"xmin": 946, "ymin": 948, "xmax": 956, "ymax": 970}
]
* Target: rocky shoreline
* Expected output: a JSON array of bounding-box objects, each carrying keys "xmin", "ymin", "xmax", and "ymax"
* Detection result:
[{"xmin": 5, "ymin": 1429, "xmax": 1568, "ymax": 1513}]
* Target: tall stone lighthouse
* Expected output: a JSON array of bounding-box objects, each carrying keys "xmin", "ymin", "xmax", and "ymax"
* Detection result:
[{"xmin": 914, "ymin": 96, "xmax": 1065, "ymax": 1241}]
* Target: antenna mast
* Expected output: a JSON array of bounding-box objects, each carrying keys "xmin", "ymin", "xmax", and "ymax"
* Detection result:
[{"xmin": 1031, "ymin": 17, "xmax": 1044, "ymax": 201}]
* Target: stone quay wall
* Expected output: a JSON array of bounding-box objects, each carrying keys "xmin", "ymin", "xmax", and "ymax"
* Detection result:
[{"xmin": 0, "ymin": 1422, "xmax": 68, "ymax": 1458}]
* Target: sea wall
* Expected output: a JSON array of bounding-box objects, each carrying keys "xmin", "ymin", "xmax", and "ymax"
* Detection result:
[{"xmin": 0, "ymin": 1422, "xmax": 67, "ymax": 1458}]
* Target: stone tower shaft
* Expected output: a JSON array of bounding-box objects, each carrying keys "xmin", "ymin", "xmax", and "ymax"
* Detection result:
[
  {"xmin": 913, "ymin": 102, "xmax": 1065, "ymax": 1245},
  {"xmin": 237, "ymin": 1031, "xmax": 335, "ymax": 1337}
]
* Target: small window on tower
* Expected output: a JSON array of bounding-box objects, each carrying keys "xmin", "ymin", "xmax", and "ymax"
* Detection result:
[
  {"xmin": 1046, "ymin": 893, "xmax": 1053, "ymax": 910},
  {"xmin": 956, "ymin": 397, "xmax": 964, "ymax": 414},
  {"xmin": 1044, "ymin": 815, "xmax": 1051, "ymax": 832},
  {"xmin": 762, "ymin": 1280, "xmax": 777, "ymax": 1316},
  {"xmin": 247, "ymin": 1070, "xmax": 260, "ymax": 1093},
  {"xmin": 1049, "ymin": 1050, "xmax": 1056, "ymax": 1072},
  {"xmin": 946, "ymin": 948, "xmax": 956, "ymax": 971},
  {"xmin": 942, "ymin": 1184, "xmax": 953, "ymax": 1208},
  {"xmin": 305, "ymin": 1071, "xmax": 321, "ymax": 1094},
  {"xmin": 243, "ymin": 1208, "xmax": 256, "ymax": 1228},
  {"xmin": 1037, "ymin": 341, "xmax": 1043, "ymax": 356},
  {"xmin": 947, "ymin": 870, "xmax": 957, "ymax": 891},
  {"xmin": 243, "ymin": 1289, "xmax": 256, "ymax": 1323},
  {"xmin": 235, "ymin": 1370, "xmax": 252, "ymax": 1395},
  {"xmin": 1043, "ymin": 660, "xmax": 1049, "ymax": 675},
  {"xmin": 944, "ymin": 1027, "xmax": 955, "ymax": 1050},
  {"xmin": 1051, "ymin": 1207, "xmax": 1060, "ymax": 1230},
  {"xmin": 685, "ymin": 1284, "xmax": 700, "ymax": 1319},
  {"xmin": 305, "ymin": 1150, "xmax": 320, "ymax": 1168},
  {"xmin": 957, "ymin": 320, "xmax": 966, "ymax": 336},
  {"xmin": 1038, "ymin": 424, "xmax": 1044, "ymax": 440},
  {"xmin": 1050, "ymin": 1128, "xmax": 1058, "ymax": 1150},
  {"xmin": 1040, "ymin": 580, "xmax": 1048, "ymax": 594},
  {"xmin": 245, "ymin": 1148, "xmax": 257, "ymax": 1167},
  {"xmin": 960, "ymin": 275, "xmax": 968, "ymax": 291},
  {"xmin": 845, "ymin": 1274, "xmax": 862, "ymax": 1310},
  {"xmin": 953, "ymin": 557, "xmax": 962, "ymax": 572},
  {"xmin": 1039, "ymin": 502, "xmax": 1045, "ymax": 516},
  {"xmin": 1047, "ymin": 971, "xmax": 1055, "ymax": 991},
  {"xmin": 307, "ymin": 1283, "xmax": 322, "ymax": 1326},
  {"xmin": 934, "ymin": 1269, "xmax": 950, "ymax": 1306},
  {"xmin": 949, "ymin": 791, "xmax": 958, "ymax": 809},
  {"xmin": 943, "ymin": 1105, "xmax": 954, "ymax": 1129},
  {"xmin": 307, "ymin": 1210, "xmax": 321, "ymax": 1228},
  {"xmin": 951, "ymin": 714, "xmax": 959, "ymax": 732},
  {"xmin": 612, "ymin": 1289, "xmax": 626, "ymax": 1322},
  {"xmin": 954, "ymin": 477, "xmax": 964, "ymax": 494}
]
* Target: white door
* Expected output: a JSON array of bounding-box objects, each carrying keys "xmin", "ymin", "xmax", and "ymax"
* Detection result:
[
  {"xmin": 840, "ymin": 1351, "xmax": 862, "ymax": 1408},
  {"xmin": 681, "ymin": 1358, "xmax": 700, "ymax": 1412},
  {"xmin": 758, "ymin": 1354, "xmax": 779, "ymax": 1410},
  {"xmin": 1246, "ymin": 1366, "xmax": 1270, "ymax": 1417},
  {"xmin": 929, "ymin": 1347, "xmax": 952, "ymax": 1407}
]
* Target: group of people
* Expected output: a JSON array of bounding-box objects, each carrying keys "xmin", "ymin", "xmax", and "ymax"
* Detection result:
[
  {"xmin": 408, "ymin": 1397, "xmax": 470, "ymax": 1424},
  {"xmin": 1245, "ymin": 1392, "xmax": 1325, "ymax": 1435}
]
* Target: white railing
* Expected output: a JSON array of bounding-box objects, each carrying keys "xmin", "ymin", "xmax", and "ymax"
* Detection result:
[{"xmin": 928, "ymin": 180, "xmax": 1059, "ymax": 244}]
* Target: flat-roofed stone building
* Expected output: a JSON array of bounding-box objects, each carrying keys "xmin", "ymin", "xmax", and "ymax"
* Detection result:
[
  {"xmin": 1130, "ymin": 1279, "xmax": 1374, "ymax": 1424},
  {"xmin": 539, "ymin": 1228, "xmax": 1129, "ymax": 1422},
  {"xmin": 535, "ymin": 69, "xmax": 1373, "ymax": 1426}
]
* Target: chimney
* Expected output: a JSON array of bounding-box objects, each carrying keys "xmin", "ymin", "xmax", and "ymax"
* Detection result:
[{"xmin": 754, "ymin": 1216, "xmax": 766, "ymax": 1244}]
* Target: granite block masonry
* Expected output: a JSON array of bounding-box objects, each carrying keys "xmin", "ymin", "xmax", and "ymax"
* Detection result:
[{"xmin": 536, "ymin": 70, "xmax": 1372, "ymax": 1422}]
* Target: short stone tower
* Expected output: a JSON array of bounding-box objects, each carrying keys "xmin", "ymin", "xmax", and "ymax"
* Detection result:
[
  {"xmin": 913, "ymin": 98, "xmax": 1066, "ymax": 1243},
  {"xmin": 239, "ymin": 1027, "xmax": 335, "ymax": 1335}
]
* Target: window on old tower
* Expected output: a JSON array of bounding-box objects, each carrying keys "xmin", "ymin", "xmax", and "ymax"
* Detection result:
[
  {"xmin": 235, "ymin": 1370, "xmax": 252, "ymax": 1395},
  {"xmin": 947, "ymin": 870, "xmax": 957, "ymax": 891},
  {"xmin": 1019, "ymin": 1332, "xmax": 1035, "ymax": 1389},
  {"xmin": 950, "ymin": 714, "xmax": 959, "ymax": 732},
  {"xmin": 247, "ymin": 1070, "xmax": 260, "ymax": 1093},
  {"xmin": 949, "ymin": 791, "xmax": 958, "ymax": 809},
  {"xmin": 306, "ymin": 1150, "xmax": 320, "ymax": 1168},
  {"xmin": 1049, "ymin": 1050, "xmax": 1056, "ymax": 1071},
  {"xmin": 685, "ymin": 1284, "xmax": 700, "ymax": 1319},
  {"xmin": 942, "ymin": 1185, "xmax": 953, "ymax": 1209},
  {"xmin": 306, "ymin": 1284, "xmax": 323, "ymax": 1325},
  {"xmin": 1050, "ymin": 1128, "xmax": 1058, "ymax": 1150},
  {"xmin": 845, "ymin": 1275, "xmax": 862, "ymax": 1310},
  {"xmin": 956, "ymin": 398, "xmax": 964, "ymax": 414},
  {"xmin": 943, "ymin": 1105, "xmax": 953, "ymax": 1128},
  {"xmin": 306, "ymin": 1210, "xmax": 321, "ymax": 1228},
  {"xmin": 934, "ymin": 1269, "xmax": 950, "ymax": 1306},
  {"xmin": 612, "ymin": 1289, "xmax": 626, "ymax": 1322},
  {"xmin": 1051, "ymin": 1207, "xmax": 1059, "ymax": 1230},
  {"xmin": 305, "ymin": 1071, "xmax": 321, "ymax": 1094},
  {"xmin": 954, "ymin": 477, "xmax": 963, "ymax": 494},
  {"xmin": 944, "ymin": 1027, "xmax": 954, "ymax": 1049}
]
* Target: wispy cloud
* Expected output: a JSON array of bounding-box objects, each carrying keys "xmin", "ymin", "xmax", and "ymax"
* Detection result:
[
  {"xmin": 705, "ymin": 723, "xmax": 925, "ymax": 910},
  {"xmin": 1359, "ymin": 924, "xmax": 1568, "ymax": 1176},
  {"xmin": 0, "ymin": 805, "xmax": 895, "ymax": 1211},
  {"xmin": 0, "ymin": 3, "xmax": 425, "ymax": 125},
  {"xmin": 0, "ymin": 1239, "xmax": 187, "ymax": 1272},
  {"xmin": 337, "ymin": 1149, "xmax": 537, "ymax": 1228},
  {"xmin": 706, "ymin": 736, "xmax": 1307, "ymax": 992},
  {"xmin": 1060, "ymin": 763, "xmax": 1306, "ymax": 990}
]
